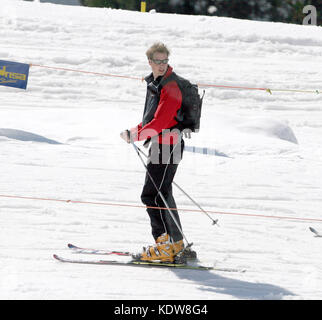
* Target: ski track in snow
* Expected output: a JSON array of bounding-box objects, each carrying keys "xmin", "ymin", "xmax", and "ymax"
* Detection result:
[{"xmin": 1, "ymin": 0, "xmax": 322, "ymax": 300}]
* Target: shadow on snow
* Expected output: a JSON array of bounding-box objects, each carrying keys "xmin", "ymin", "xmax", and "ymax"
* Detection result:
[
  {"xmin": 0, "ymin": 128, "xmax": 62, "ymax": 145},
  {"xmin": 172, "ymin": 268, "xmax": 295, "ymax": 300}
]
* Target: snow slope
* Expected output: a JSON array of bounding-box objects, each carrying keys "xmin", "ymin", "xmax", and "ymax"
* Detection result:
[{"xmin": 1, "ymin": 0, "xmax": 322, "ymax": 300}]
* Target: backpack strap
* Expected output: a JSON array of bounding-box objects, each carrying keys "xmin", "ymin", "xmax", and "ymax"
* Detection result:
[
  {"xmin": 160, "ymin": 72, "xmax": 178, "ymax": 89},
  {"xmin": 159, "ymin": 72, "xmax": 185, "ymax": 134}
]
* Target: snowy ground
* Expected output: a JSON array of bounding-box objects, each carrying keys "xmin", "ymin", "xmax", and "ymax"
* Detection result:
[{"xmin": 1, "ymin": 0, "xmax": 322, "ymax": 300}]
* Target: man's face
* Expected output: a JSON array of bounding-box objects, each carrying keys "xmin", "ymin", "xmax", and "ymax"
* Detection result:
[{"xmin": 149, "ymin": 52, "xmax": 169, "ymax": 79}]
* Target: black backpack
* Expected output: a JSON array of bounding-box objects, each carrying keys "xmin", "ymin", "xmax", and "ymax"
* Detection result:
[{"xmin": 161, "ymin": 72, "xmax": 204, "ymax": 134}]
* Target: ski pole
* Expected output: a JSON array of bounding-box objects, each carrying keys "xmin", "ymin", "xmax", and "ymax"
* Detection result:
[
  {"xmin": 171, "ymin": 182, "xmax": 218, "ymax": 226},
  {"xmin": 135, "ymin": 144, "xmax": 218, "ymax": 226},
  {"xmin": 130, "ymin": 140, "xmax": 193, "ymax": 248}
]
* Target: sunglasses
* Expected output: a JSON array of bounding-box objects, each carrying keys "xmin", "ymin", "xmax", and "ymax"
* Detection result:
[{"xmin": 151, "ymin": 58, "xmax": 169, "ymax": 65}]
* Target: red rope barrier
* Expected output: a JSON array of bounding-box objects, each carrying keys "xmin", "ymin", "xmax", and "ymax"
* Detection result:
[
  {"xmin": 29, "ymin": 63, "xmax": 270, "ymax": 92},
  {"xmin": 29, "ymin": 63, "xmax": 321, "ymax": 94},
  {"xmin": 1, "ymin": 194, "xmax": 321, "ymax": 223},
  {"xmin": 196, "ymin": 83, "xmax": 268, "ymax": 91},
  {"xmin": 30, "ymin": 63, "xmax": 144, "ymax": 81}
]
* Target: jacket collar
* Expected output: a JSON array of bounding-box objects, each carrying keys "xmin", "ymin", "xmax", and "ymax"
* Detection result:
[{"xmin": 145, "ymin": 66, "xmax": 173, "ymax": 84}]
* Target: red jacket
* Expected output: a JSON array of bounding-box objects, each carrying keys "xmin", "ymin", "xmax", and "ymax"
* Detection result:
[{"xmin": 131, "ymin": 66, "xmax": 182, "ymax": 145}]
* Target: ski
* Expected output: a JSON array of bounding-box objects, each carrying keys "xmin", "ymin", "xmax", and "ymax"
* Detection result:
[
  {"xmin": 309, "ymin": 227, "xmax": 322, "ymax": 237},
  {"xmin": 67, "ymin": 243, "xmax": 196, "ymax": 260},
  {"xmin": 53, "ymin": 254, "xmax": 245, "ymax": 272},
  {"xmin": 54, "ymin": 254, "xmax": 212, "ymax": 270},
  {"xmin": 68, "ymin": 243, "xmax": 131, "ymax": 256}
]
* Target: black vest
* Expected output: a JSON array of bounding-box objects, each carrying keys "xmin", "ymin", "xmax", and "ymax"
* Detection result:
[{"xmin": 142, "ymin": 73, "xmax": 163, "ymax": 127}]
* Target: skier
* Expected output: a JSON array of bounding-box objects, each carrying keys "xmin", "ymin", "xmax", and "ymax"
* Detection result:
[{"xmin": 120, "ymin": 42, "xmax": 186, "ymax": 262}]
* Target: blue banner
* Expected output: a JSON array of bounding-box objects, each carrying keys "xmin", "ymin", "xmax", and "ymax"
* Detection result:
[{"xmin": 0, "ymin": 60, "xmax": 29, "ymax": 90}]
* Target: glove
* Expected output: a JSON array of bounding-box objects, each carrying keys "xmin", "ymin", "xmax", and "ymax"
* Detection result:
[{"xmin": 120, "ymin": 129, "xmax": 131, "ymax": 144}]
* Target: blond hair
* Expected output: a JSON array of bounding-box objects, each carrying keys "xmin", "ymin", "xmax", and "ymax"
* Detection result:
[{"xmin": 146, "ymin": 42, "xmax": 170, "ymax": 60}]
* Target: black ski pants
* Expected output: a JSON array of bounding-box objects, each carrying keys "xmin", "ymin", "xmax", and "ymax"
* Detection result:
[{"xmin": 140, "ymin": 140, "xmax": 184, "ymax": 242}]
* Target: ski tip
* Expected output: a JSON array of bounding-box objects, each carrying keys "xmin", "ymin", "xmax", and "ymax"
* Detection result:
[
  {"xmin": 53, "ymin": 254, "xmax": 59, "ymax": 260},
  {"xmin": 67, "ymin": 243, "xmax": 77, "ymax": 249}
]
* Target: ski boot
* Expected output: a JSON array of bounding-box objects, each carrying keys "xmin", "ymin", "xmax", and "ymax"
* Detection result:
[{"xmin": 134, "ymin": 234, "xmax": 185, "ymax": 263}]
